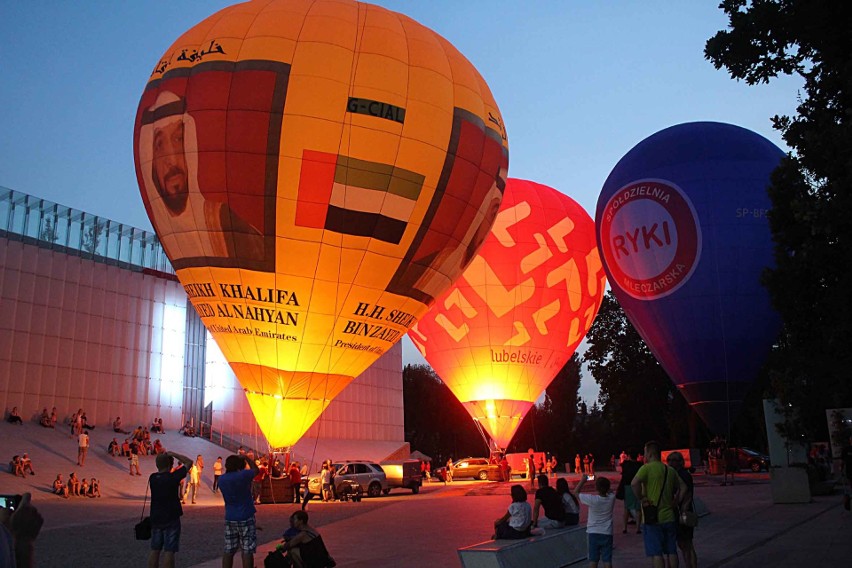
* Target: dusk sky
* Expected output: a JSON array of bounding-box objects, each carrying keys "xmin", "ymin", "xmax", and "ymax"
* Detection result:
[{"xmin": 0, "ymin": 1, "xmax": 802, "ymax": 403}]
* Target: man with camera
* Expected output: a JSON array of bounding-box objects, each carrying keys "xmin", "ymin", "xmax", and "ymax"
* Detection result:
[{"xmin": 148, "ymin": 450, "xmax": 193, "ymax": 568}]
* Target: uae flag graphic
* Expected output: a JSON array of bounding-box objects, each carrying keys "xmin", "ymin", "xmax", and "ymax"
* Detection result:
[{"xmin": 296, "ymin": 150, "xmax": 425, "ymax": 244}]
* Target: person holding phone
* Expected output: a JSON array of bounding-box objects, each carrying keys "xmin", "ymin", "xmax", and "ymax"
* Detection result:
[{"xmin": 0, "ymin": 492, "xmax": 44, "ymax": 568}]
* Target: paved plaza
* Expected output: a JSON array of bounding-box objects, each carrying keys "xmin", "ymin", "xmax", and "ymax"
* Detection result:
[{"xmin": 2, "ymin": 423, "xmax": 851, "ymax": 566}]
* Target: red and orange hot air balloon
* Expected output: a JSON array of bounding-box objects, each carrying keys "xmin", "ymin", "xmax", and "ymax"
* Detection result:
[
  {"xmin": 410, "ymin": 179, "xmax": 605, "ymax": 450},
  {"xmin": 133, "ymin": 0, "xmax": 508, "ymax": 449}
]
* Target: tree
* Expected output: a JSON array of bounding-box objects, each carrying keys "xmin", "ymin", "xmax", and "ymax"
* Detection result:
[
  {"xmin": 402, "ymin": 364, "xmax": 484, "ymax": 463},
  {"xmin": 541, "ymin": 353, "xmax": 582, "ymax": 457},
  {"xmin": 706, "ymin": 1, "xmax": 852, "ymax": 438},
  {"xmin": 39, "ymin": 216, "xmax": 59, "ymax": 243},
  {"xmin": 82, "ymin": 219, "xmax": 104, "ymax": 255},
  {"xmin": 583, "ymin": 291, "xmax": 695, "ymax": 450}
]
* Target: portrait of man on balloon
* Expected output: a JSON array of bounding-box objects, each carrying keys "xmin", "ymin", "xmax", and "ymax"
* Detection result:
[{"xmin": 134, "ymin": 63, "xmax": 285, "ymax": 272}]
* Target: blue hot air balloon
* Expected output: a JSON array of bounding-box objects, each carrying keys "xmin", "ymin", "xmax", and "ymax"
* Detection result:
[{"xmin": 595, "ymin": 122, "xmax": 784, "ymax": 435}]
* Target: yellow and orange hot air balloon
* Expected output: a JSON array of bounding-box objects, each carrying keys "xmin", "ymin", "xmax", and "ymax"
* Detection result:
[
  {"xmin": 133, "ymin": 0, "xmax": 508, "ymax": 449},
  {"xmin": 409, "ymin": 179, "xmax": 604, "ymax": 450}
]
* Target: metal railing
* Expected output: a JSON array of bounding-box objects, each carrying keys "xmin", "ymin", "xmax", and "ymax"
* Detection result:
[{"xmin": 0, "ymin": 186, "xmax": 174, "ymax": 275}]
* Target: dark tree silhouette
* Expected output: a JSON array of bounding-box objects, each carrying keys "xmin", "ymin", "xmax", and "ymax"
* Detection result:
[{"xmin": 706, "ymin": 0, "xmax": 852, "ymax": 439}]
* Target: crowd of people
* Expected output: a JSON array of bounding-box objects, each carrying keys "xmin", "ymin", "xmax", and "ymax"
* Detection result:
[
  {"xmin": 4, "ymin": 405, "xmax": 720, "ymax": 567},
  {"xmin": 484, "ymin": 441, "xmax": 699, "ymax": 568},
  {"xmin": 146, "ymin": 450, "xmax": 336, "ymax": 568},
  {"xmin": 3, "ymin": 407, "xmax": 341, "ymax": 567},
  {"xmin": 4, "ymin": 407, "xmax": 186, "ymax": 494},
  {"xmin": 51, "ymin": 473, "xmax": 102, "ymax": 499}
]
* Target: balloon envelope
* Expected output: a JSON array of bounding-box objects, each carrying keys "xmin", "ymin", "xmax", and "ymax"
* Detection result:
[
  {"xmin": 595, "ymin": 122, "xmax": 783, "ymax": 434},
  {"xmin": 133, "ymin": 0, "xmax": 508, "ymax": 448},
  {"xmin": 411, "ymin": 179, "xmax": 606, "ymax": 449}
]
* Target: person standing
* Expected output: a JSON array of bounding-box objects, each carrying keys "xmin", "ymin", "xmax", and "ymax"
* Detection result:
[
  {"xmin": 667, "ymin": 451, "xmax": 698, "ymax": 568},
  {"xmin": 319, "ymin": 463, "xmax": 332, "ymax": 502},
  {"xmin": 195, "ymin": 455, "xmax": 204, "ymax": 486},
  {"xmin": 182, "ymin": 461, "xmax": 199, "ymax": 505},
  {"xmin": 722, "ymin": 443, "xmax": 738, "ymax": 486},
  {"xmin": 252, "ymin": 457, "xmax": 268, "ymax": 504},
  {"xmin": 77, "ymin": 430, "xmax": 89, "ymax": 466},
  {"xmin": 631, "ymin": 441, "xmax": 688, "ymax": 568},
  {"xmin": 218, "ymin": 454, "xmax": 260, "ymax": 568},
  {"xmin": 289, "ymin": 461, "xmax": 302, "ymax": 504},
  {"xmin": 617, "ymin": 449, "xmax": 643, "ymax": 534},
  {"xmin": 578, "ymin": 475, "xmax": 616, "ymax": 568},
  {"xmin": 213, "ymin": 457, "xmax": 224, "ymax": 493},
  {"xmin": 500, "ymin": 455, "xmax": 510, "ymax": 483},
  {"xmin": 526, "ymin": 454, "xmax": 536, "ymax": 490},
  {"xmin": 148, "ymin": 451, "xmax": 193, "ymax": 568},
  {"xmin": 328, "ymin": 464, "xmax": 338, "ymax": 502},
  {"xmin": 129, "ymin": 439, "xmax": 142, "ymax": 476},
  {"xmin": 446, "ymin": 458, "xmax": 454, "ymax": 484},
  {"xmin": 575, "ymin": 454, "xmax": 582, "ymax": 475}
]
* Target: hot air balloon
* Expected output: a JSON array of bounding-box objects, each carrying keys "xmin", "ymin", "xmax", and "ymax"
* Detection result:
[
  {"xmin": 595, "ymin": 122, "xmax": 783, "ymax": 435},
  {"xmin": 133, "ymin": 0, "xmax": 509, "ymax": 449},
  {"xmin": 409, "ymin": 179, "xmax": 606, "ymax": 450}
]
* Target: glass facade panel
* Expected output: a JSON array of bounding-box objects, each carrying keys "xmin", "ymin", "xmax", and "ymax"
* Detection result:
[{"xmin": 0, "ymin": 186, "xmax": 174, "ymax": 275}]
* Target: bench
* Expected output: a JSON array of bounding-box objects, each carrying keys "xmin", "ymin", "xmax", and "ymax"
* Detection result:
[{"xmin": 458, "ymin": 525, "xmax": 587, "ymax": 568}]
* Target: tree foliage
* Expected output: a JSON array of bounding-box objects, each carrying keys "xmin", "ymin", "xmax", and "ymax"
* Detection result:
[
  {"xmin": 583, "ymin": 291, "xmax": 695, "ymax": 450},
  {"xmin": 402, "ymin": 364, "xmax": 484, "ymax": 463},
  {"xmin": 706, "ymin": 0, "xmax": 852, "ymax": 437},
  {"xmin": 512, "ymin": 353, "xmax": 582, "ymax": 460},
  {"xmin": 403, "ymin": 355, "xmax": 584, "ymax": 464}
]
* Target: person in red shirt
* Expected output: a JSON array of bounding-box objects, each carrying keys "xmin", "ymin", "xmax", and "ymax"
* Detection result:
[
  {"xmin": 251, "ymin": 456, "xmax": 268, "ymax": 505},
  {"xmin": 288, "ymin": 462, "xmax": 302, "ymax": 504},
  {"xmin": 500, "ymin": 455, "xmax": 510, "ymax": 483}
]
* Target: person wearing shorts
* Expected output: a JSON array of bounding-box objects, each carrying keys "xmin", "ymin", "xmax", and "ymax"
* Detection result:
[
  {"xmin": 631, "ymin": 441, "xmax": 688, "ymax": 567},
  {"xmin": 148, "ymin": 451, "xmax": 193, "ymax": 568},
  {"xmin": 578, "ymin": 475, "xmax": 616, "ymax": 568},
  {"xmin": 218, "ymin": 454, "xmax": 259, "ymax": 568}
]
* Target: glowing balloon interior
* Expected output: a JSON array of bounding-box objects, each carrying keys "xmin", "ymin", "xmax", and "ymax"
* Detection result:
[
  {"xmin": 595, "ymin": 122, "xmax": 783, "ymax": 434},
  {"xmin": 410, "ymin": 179, "xmax": 605, "ymax": 449},
  {"xmin": 133, "ymin": 0, "xmax": 508, "ymax": 448}
]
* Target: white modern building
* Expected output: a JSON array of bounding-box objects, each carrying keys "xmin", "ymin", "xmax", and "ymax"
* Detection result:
[{"xmin": 0, "ymin": 187, "xmax": 408, "ymax": 464}]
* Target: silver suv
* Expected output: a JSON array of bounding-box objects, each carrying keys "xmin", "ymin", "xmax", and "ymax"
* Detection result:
[{"xmin": 306, "ymin": 461, "xmax": 389, "ymax": 498}]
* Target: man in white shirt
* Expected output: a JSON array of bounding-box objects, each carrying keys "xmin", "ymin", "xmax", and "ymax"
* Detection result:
[{"xmin": 77, "ymin": 431, "xmax": 89, "ymax": 467}]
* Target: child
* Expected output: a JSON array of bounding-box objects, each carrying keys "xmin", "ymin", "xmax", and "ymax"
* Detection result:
[
  {"xmin": 80, "ymin": 478, "xmax": 90, "ymax": 496},
  {"xmin": 492, "ymin": 484, "xmax": 532, "ymax": 540},
  {"xmin": 578, "ymin": 474, "xmax": 616, "ymax": 568},
  {"xmin": 89, "ymin": 477, "xmax": 101, "ymax": 497}
]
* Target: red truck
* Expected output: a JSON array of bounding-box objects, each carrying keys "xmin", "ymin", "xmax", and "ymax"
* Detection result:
[{"xmin": 504, "ymin": 451, "xmax": 546, "ymax": 479}]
